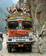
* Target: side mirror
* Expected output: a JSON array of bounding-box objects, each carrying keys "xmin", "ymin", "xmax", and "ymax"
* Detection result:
[{"xmin": 5, "ymin": 19, "xmax": 7, "ymax": 21}]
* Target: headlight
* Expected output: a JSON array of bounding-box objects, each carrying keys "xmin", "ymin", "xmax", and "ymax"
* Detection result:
[
  {"xmin": 29, "ymin": 38, "xmax": 33, "ymax": 40},
  {"xmin": 8, "ymin": 39, "xmax": 12, "ymax": 41}
]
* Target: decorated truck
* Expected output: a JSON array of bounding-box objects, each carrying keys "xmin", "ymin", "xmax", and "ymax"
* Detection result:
[{"xmin": 7, "ymin": 16, "xmax": 34, "ymax": 52}]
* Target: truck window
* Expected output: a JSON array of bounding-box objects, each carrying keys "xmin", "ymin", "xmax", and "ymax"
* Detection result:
[
  {"xmin": 22, "ymin": 21, "xmax": 32, "ymax": 30},
  {"xmin": 8, "ymin": 21, "xmax": 18, "ymax": 29}
]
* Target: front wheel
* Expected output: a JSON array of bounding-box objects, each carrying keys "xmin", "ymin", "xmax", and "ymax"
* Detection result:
[
  {"xmin": 8, "ymin": 47, "xmax": 12, "ymax": 53},
  {"xmin": 27, "ymin": 45, "xmax": 32, "ymax": 52}
]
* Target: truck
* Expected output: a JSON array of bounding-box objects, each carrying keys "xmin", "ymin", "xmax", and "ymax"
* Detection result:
[
  {"xmin": 0, "ymin": 32, "xmax": 3, "ymax": 50},
  {"xmin": 7, "ymin": 16, "xmax": 34, "ymax": 52}
]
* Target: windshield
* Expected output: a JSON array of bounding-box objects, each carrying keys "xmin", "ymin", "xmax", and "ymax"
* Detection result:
[
  {"xmin": 22, "ymin": 21, "xmax": 32, "ymax": 30},
  {"xmin": 8, "ymin": 21, "xmax": 18, "ymax": 29},
  {"xmin": 8, "ymin": 21, "xmax": 32, "ymax": 30}
]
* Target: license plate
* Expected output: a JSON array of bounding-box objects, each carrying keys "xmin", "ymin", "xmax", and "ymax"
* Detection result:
[
  {"xmin": 16, "ymin": 37, "xmax": 24, "ymax": 39},
  {"xmin": 16, "ymin": 40, "xmax": 25, "ymax": 42}
]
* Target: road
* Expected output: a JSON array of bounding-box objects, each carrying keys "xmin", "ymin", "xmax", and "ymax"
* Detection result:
[
  {"xmin": 0, "ymin": 34, "xmax": 46, "ymax": 56},
  {"xmin": 0, "ymin": 48, "xmax": 46, "ymax": 56}
]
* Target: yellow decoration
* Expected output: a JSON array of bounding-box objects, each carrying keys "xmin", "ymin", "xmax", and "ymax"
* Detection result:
[{"xmin": 9, "ymin": 16, "xmax": 16, "ymax": 19}]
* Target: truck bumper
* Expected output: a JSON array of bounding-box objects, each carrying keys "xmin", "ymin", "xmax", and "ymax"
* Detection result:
[{"xmin": 7, "ymin": 42, "xmax": 33, "ymax": 48}]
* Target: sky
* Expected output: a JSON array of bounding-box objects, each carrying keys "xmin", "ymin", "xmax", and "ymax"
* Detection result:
[
  {"xmin": 0, "ymin": 0, "xmax": 19, "ymax": 33},
  {"xmin": 0, "ymin": 0, "xmax": 19, "ymax": 17},
  {"xmin": 12, "ymin": 0, "xmax": 19, "ymax": 4},
  {"xmin": 0, "ymin": 0, "xmax": 19, "ymax": 8}
]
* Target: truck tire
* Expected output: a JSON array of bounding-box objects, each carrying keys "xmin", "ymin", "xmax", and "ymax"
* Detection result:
[
  {"xmin": 8, "ymin": 47, "xmax": 12, "ymax": 53},
  {"xmin": 27, "ymin": 45, "xmax": 32, "ymax": 52},
  {"xmin": 29, "ymin": 45, "xmax": 32, "ymax": 52}
]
